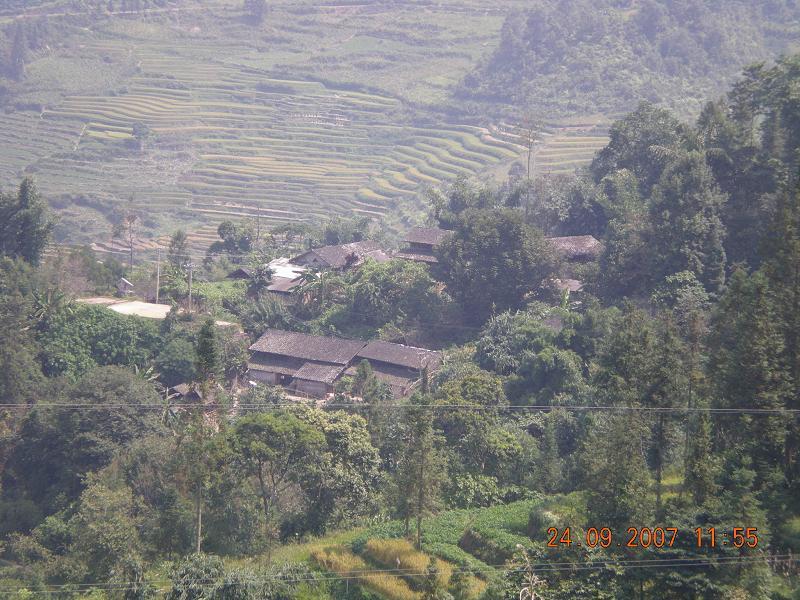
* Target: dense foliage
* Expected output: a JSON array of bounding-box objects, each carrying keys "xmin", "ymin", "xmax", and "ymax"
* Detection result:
[
  {"xmin": 2, "ymin": 58, "xmax": 800, "ymax": 599},
  {"xmin": 459, "ymin": 0, "xmax": 800, "ymax": 116}
]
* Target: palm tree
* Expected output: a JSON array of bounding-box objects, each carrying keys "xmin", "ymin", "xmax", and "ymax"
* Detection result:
[{"xmin": 31, "ymin": 289, "xmax": 73, "ymax": 330}]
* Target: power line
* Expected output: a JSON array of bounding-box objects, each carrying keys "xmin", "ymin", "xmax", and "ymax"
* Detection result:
[
  {"xmin": 4, "ymin": 402, "xmax": 799, "ymax": 415},
  {"xmin": 0, "ymin": 554, "xmax": 791, "ymax": 594}
]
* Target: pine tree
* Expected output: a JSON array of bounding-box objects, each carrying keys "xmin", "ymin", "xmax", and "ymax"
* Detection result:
[
  {"xmin": 396, "ymin": 394, "xmax": 446, "ymax": 549},
  {"xmin": 167, "ymin": 229, "xmax": 189, "ymax": 270},
  {"xmin": 684, "ymin": 412, "xmax": 718, "ymax": 506},
  {"xmin": 709, "ymin": 269, "xmax": 790, "ymax": 490},
  {"xmin": 647, "ymin": 151, "xmax": 728, "ymax": 295},
  {"xmin": 0, "ymin": 178, "xmax": 54, "ymax": 266},
  {"xmin": 539, "ymin": 412, "xmax": 561, "ymax": 493},
  {"xmin": 646, "ymin": 316, "xmax": 688, "ymax": 516},
  {"xmin": 195, "ymin": 319, "xmax": 220, "ymax": 388},
  {"xmin": 762, "ymin": 180, "xmax": 800, "ymax": 480}
]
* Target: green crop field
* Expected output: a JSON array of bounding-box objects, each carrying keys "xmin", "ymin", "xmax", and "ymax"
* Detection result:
[{"xmin": 0, "ymin": 0, "xmax": 608, "ymax": 251}]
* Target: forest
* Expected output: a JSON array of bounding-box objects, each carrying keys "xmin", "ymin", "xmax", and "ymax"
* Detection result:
[
  {"xmin": 459, "ymin": 0, "xmax": 800, "ymax": 117},
  {"xmin": 0, "ymin": 52, "xmax": 799, "ymax": 598}
]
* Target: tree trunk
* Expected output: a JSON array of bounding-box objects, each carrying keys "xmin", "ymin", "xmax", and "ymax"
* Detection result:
[
  {"xmin": 195, "ymin": 483, "xmax": 202, "ymax": 554},
  {"xmin": 655, "ymin": 413, "xmax": 664, "ymax": 518},
  {"xmin": 257, "ymin": 466, "xmax": 273, "ymax": 563},
  {"xmin": 416, "ymin": 451, "xmax": 425, "ymax": 549}
]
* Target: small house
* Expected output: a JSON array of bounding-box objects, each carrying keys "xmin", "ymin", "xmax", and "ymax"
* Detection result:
[
  {"xmin": 546, "ymin": 235, "xmax": 602, "ymax": 262},
  {"xmin": 226, "ymin": 267, "xmax": 253, "ymax": 280},
  {"xmin": 247, "ymin": 329, "xmax": 441, "ymax": 398},
  {"xmin": 347, "ymin": 340, "xmax": 442, "ymax": 397},
  {"xmin": 292, "ymin": 240, "xmax": 390, "ymax": 270},
  {"xmin": 396, "ymin": 227, "xmax": 452, "ymax": 264},
  {"xmin": 248, "ymin": 329, "xmax": 366, "ymax": 397}
]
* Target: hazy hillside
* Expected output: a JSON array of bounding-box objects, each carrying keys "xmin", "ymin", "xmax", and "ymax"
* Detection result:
[
  {"xmin": 0, "ymin": 1, "xmax": 559, "ymax": 250},
  {"xmin": 458, "ymin": 0, "xmax": 800, "ymax": 117},
  {"xmin": 0, "ymin": 0, "xmax": 798, "ymax": 250}
]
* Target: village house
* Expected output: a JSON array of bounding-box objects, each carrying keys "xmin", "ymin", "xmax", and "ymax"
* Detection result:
[
  {"xmin": 247, "ymin": 329, "xmax": 441, "ymax": 398},
  {"xmin": 291, "ymin": 240, "xmax": 391, "ymax": 270},
  {"xmin": 228, "ymin": 257, "xmax": 307, "ymax": 299},
  {"xmin": 395, "ymin": 227, "xmax": 452, "ymax": 264},
  {"xmin": 265, "ymin": 257, "xmax": 307, "ymax": 298},
  {"xmin": 546, "ymin": 234, "xmax": 602, "ymax": 290},
  {"xmin": 546, "ymin": 235, "xmax": 602, "ymax": 262},
  {"xmin": 345, "ymin": 340, "xmax": 441, "ymax": 397}
]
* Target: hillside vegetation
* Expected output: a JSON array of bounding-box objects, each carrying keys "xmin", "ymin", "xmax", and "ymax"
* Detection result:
[
  {"xmin": 459, "ymin": 0, "xmax": 800, "ymax": 117},
  {"xmin": 1, "ymin": 58, "xmax": 800, "ymax": 597}
]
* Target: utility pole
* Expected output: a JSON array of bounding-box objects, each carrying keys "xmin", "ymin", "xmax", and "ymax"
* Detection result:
[
  {"xmin": 256, "ymin": 204, "xmax": 261, "ymax": 243},
  {"xmin": 187, "ymin": 263, "xmax": 194, "ymax": 315},
  {"xmin": 155, "ymin": 247, "xmax": 161, "ymax": 304}
]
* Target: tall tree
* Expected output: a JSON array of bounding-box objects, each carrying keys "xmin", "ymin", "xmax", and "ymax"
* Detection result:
[
  {"xmin": 395, "ymin": 394, "xmax": 446, "ymax": 548},
  {"xmin": 709, "ymin": 269, "xmax": 790, "ymax": 490},
  {"xmin": 434, "ymin": 209, "xmax": 557, "ymax": 323},
  {"xmin": 591, "ymin": 101, "xmax": 689, "ymax": 195},
  {"xmin": 762, "ymin": 180, "xmax": 800, "ymax": 480},
  {"xmin": 647, "ymin": 151, "xmax": 728, "ymax": 294},
  {"xmin": 0, "ymin": 178, "xmax": 54, "ymax": 266},
  {"xmin": 167, "ymin": 229, "xmax": 190, "ymax": 270},
  {"xmin": 195, "ymin": 319, "xmax": 220, "ymax": 387},
  {"xmin": 228, "ymin": 412, "xmax": 325, "ymax": 560}
]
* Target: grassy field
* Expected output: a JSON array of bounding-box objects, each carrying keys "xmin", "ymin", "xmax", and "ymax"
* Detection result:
[
  {"xmin": 0, "ymin": 1, "xmax": 609, "ymax": 250},
  {"xmin": 228, "ymin": 495, "xmax": 588, "ymax": 599}
]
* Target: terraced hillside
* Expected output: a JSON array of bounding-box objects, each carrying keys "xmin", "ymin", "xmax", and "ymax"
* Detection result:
[{"xmin": 0, "ymin": 1, "xmax": 608, "ymax": 250}]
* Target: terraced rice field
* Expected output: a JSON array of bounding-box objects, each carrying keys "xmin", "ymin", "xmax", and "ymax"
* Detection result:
[
  {"xmin": 489, "ymin": 121, "xmax": 609, "ymax": 176},
  {"xmin": 0, "ymin": 41, "xmax": 529, "ymax": 246},
  {"xmin": 0, "ymin": 2, "xmax": 608, "ymax": 253}
]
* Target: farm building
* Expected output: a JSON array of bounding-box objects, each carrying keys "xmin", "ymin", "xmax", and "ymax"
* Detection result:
[
  {"xmin": 292, "ymin": 240, "xmax": 391, "ymax": 270},
  {"xmin": 248, "ymin": 329, "xmax": 367, "ymax": 397},
  {"xmin": 553, "ymin": 278, "xmax": 584, "ymax": 293},
  {"xmin": 396, "ymin": 227, "xmax": 452, "ymax": 264},
  {"xmin": 228, "ymin": 258, "xmax": 307, "ymax": 299},
  {"xmin": 346, "ymin": 340, "xmax": 441, "ymax": 397},
  {"xmin": 546, "ymin": 235, "xmax": 602, "ymax": 262},
  {"xmin": 247, "ymin": 329, "xmax": 440, "ymax": 398},
  {"xmin": 265, "ymin": 257, "xmax": 306, "ymax": 298},
  {"xmin": 227, "ymin": 267, "xmax": 253, "ymax": 280}
]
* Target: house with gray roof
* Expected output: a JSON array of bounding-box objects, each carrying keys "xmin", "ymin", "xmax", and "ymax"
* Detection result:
[
  {"xmin": 546, "ymin": 235, "xmax": 602, "ymax": 262},
  {"xmin": 292, "ymin": 240, "xmax": 390, "ymax": 270},
  {"xmin": 347, "ymin": 340, "xmax": 442, "ymax": 397},
  {"xmin": 248, "ymin": 329, "xmax": 440, "ymax": 398},
  {"xmin": 396, "ymin": 227, "xmax": 452, "ymax": 264}
]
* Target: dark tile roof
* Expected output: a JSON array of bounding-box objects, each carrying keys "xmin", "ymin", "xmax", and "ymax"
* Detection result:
[
  {"xmin": 247, "ymin": 352, "xmax": 301, "ymax": 376},
  {"xmin": 546, "ymin": 235, "xmax": 602, "ymax": 260},
  {"xmin": 293, "ymin": 362, "xmax": 345, "ymax": 384},
  {"xmin": 356, "ymin": 340, "xmax": 441, "ymax": 370},
  {"xmin": 172, "ymin": 383, "xmax": 204, "ymax": 400},
  {"xmin": 345, "ymin": 363, "xmax": 417, "ymax": 394},
  {"xmin": 249, "ymin": 329, "xmax": 367, "ymax": 365},
  {"xmin": 403, "ymin": 227, "xmax": 451, "ymax": 247},
  {"xmin": 267, "ymin": 276, "xmax": 302, "ymax": 294},
  {"xmin": 554, "ymin": 278, "xmax": 584, "ymax": 293},
  {"xmin": 227, "ymin": 267, "xmax": 253, "ymax": 279},
  {"xmin": 293, "ymin": 240, "xmax": 389, "ymax": 269},
  {"xmin": 395, "ymin": 251, "xmax": 438, "ymax": 264}
]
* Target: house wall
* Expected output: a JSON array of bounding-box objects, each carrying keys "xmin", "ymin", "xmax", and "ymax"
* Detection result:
[
  {"xmin": 408, "ymin": 241, "xmax": 435, "ymax": 253},
  {"xmin": 292, "ymin": 379, "xmax": 331, "ymax": 398},
  {"xmin": 249, "ymin": 370, "xmax": 279, "ymax": 385}
]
